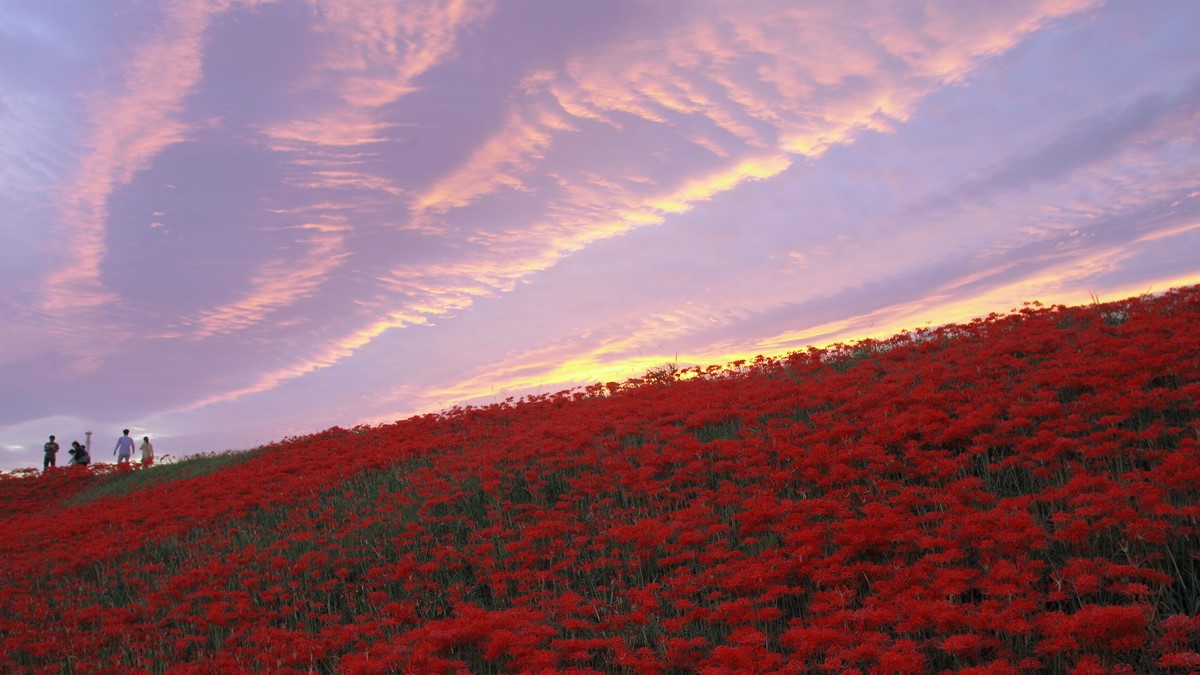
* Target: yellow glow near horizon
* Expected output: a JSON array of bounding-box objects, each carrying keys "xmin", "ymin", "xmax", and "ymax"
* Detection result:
[{"xmin": 377, "ymin": 271, "xmax": 1200, "ymax": 423}]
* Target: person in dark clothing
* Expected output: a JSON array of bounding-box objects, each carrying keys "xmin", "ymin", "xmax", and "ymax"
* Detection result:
[
  {"xmin": 68, "ymin": 441, "xmax": 90, "ymax": 466},
  {"xmin": 43, "ymin": 435, "xmax": 59, "ymax": 471}
]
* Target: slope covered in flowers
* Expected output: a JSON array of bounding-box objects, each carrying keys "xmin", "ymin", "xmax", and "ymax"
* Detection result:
[{"xmin": 2, "ymin": 287, "xmax": 1199, "ymax": 673}]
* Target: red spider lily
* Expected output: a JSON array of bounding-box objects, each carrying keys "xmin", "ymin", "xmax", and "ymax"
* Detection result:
[{"xmin": 1, "ymin": 286, "xmax": 1199, "ymax": 672}]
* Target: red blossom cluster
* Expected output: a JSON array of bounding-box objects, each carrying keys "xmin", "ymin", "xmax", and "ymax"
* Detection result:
[{"xmin": 2, "ymin": 286, "xmax": 1199, "ymax": 673}]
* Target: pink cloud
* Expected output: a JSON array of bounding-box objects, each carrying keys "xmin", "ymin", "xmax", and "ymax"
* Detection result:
[
  {"xmin": 373, "ymin": 0, "xmax": 1106, "ymax": 327},
  {"xmin": 175, "ymin": 224, "xmax": 349, "ymax": 339},
  {"xmin": 309, "ymin": 0, "xmax": 495, "ymax": 108},
  {"xmin": 261, "ymin": 114, "xmax": 406, "ymax": 150},
  {"xmin": 545, "ymin": 1, "xmax": 1102, "ymax": 158},
  {"xmin": 261, "ymin": 0, "xmax": 494, "ymax": 158},
  {"xmin": 412, "ymin": 105, "xmax": 571, "ymax": 216},
  {"xmin": 207, "ymin": 0, "xmax": 1108, "ymax": 408},
  {"xmin": 41, "ymin": 1, "xmax": 235, "ymax": 314},
  {"xmin": 171, "ymin": 305, "xmax": 432, "ymax": 411}
]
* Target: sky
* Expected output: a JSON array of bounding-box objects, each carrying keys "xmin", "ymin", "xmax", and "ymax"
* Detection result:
[{"xmin": 2, "ymin": 0, "xmax": 1199, "ymax": 471}]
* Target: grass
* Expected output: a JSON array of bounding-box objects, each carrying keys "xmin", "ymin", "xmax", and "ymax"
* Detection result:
[{"xmin": 66, "ymin": 448, "xmax": 264, "ymax": 506}]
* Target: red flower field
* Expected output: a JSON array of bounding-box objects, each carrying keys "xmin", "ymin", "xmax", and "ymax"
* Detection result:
[{"xmin": 2, "ymin": 287, "xmax": 1199, "ymax": 673}]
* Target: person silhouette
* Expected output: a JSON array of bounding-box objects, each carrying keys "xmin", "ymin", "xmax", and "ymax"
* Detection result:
[
  {"xmin": 140, "ymin": 436, "xmax": 154, "ymax": 465},
  {"xmin": 114, "ymin": 429, "xmax": 135, "ymax": 464},
  {"xmin": 43, "ymin": 435, "xmax": 59, "ymax": 471},
  {"xmin": 68, "ymin": 441, "xmax": 90, "ymax": 466}
]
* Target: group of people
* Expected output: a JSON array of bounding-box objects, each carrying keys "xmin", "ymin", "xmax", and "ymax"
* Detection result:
[
  {"xmin": 40, "ymin": 436, "xmax": 86, "ymax": 470},
  {"xmin": 42, "ymin": 429, "xmax": 154, "ymax": 471},
  {"xmin": 113, "ymin": 429, "xmax": 154, "ymax": 464}
]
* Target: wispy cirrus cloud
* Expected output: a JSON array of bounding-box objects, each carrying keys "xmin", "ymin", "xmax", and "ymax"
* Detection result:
[
  {"xmin": 176, "ymin": 0, "xmax": 1161, "ymax": 417},
  {"xmin": 30, "ymin": 0, "xmax": 501, "ymax": 415},
  {"xmin": 412, "ymin": 105, "xmax": 572, "ymax": 216},
  {"xmin": 282, "ymin": 1, "xmax": 1108, "ymax": 412},
  {"xmin": 262, "ymin": 114, "xmax": 407, "ymax": 151},
  {"xmin": 380, "ymin": 152, "xmax": 791, "ymax": 328},
  {"xmin": 264, "ymin": 0, "xmax": 495, "ymax": 150},
  {"xmin": 172, "ymin": 303, "xmax": 433, "ymax": 411},
  {"xmin": 41, "ymin": 1, "xmax": 246, "ymax": 315},
  {"xmin": 547, "ymin": 0, "xmax": 1102, "ymax": 158},
  {"xmin": 397, "ymin": 0, "xmax": 1106, "ymax": 282},
  {"xmin": 170, "ymin": 223, "xmax": 350, "ymax": 340},
  {"xmin": 309, "ymin": 0, "xmax": 495, "ymax": 108},
  {"xmin": 7, "ymin": 0, "xmax": 1196, "ymax": 474}
]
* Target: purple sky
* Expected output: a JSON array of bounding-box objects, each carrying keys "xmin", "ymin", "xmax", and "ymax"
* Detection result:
[{"xmin": 3, "ymin": 1, "xmax": 1199, "ymax": 470}]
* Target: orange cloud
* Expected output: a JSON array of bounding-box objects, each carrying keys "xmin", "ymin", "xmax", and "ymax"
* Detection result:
[
  {"xmin": 364, "ymin": 0, "xmax": 1104, "ymax": 331},
  {"xmin": 285, "ymin": 170, "xmax": 406, "ymax": 196},
  {"xmin": 412, "ymin": 106, "xmax": 570, "ymax": 215},
  {"xmin": 309, "ymin": 0, "xmax": 495, "ymax": 108},
  {"xmin": 364, "ymin": 151, "xmax": 789, "ymax": 339},
  {"xmin": 352, "ymin": 1, "xmax": 1108, "ymax": 387},
  {"xmin": 543, "ymin": 1, "xmax": 1101, "ymax": 160},
  {"xmin": 394, "ymin": 210, "xmax": 1200, "ymax": 417},
  {"xmin": 261, "ymin": 0, "xmax": 497, "ymax": 219},
  {"xmin": 402, "ymin": 266, "xmax": 1199, "ymax": 418},
  {"xmin": 912, "ymin": 1, "xmax": 1101, "ymax": 78},
  {"xmin": 166, "ymin": 0, "xmax": 1116, "ymax": 412},
  {"xmin": 174, "ymin": 224, "xmax": 349, "ymax": 340},
  {"xmin": 644, "ymin": 154, "xmax": 792, "ymax": 214},
  {"xmin": 406, "ymin": 305, "xmax": 730, "ymax": 410},
  {"xmin": 261, "ymin": 114, "xmax": 405, "ymax": 150}
]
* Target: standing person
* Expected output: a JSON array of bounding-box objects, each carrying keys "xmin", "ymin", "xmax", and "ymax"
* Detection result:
[
  {"xmin": 113, "ymin": 429, "xmax": 135, "ymax": 464},
  {"xmin": 43, "ymin": 435, "xmax": 59, "ymax": 471},
  {"xmin": 140, "ymin": 436, "xmax": 154, "ymax": 465}
]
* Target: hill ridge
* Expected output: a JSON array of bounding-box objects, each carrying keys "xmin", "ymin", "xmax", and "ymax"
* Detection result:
[{"xmin": 2, "ymin": 286, "xmax": 1199, "ymax": 672}]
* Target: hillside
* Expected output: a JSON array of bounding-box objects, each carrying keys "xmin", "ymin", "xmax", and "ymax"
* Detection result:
[{"xmin": 2, "ymin": 287, "xmax": 1199, "ymax": 673}]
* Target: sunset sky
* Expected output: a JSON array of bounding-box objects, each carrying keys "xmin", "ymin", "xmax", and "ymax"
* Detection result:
[{"xmin": 2, "ymin": 1, "xmax": 1199, "ymax": 470}]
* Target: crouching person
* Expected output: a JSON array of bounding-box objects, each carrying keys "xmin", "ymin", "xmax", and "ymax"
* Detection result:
[{"xmin": 68, "ymin": 441, "xmax": 91, "ymax": 466}]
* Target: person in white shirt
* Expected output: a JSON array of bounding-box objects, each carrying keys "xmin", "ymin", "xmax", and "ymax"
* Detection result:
[
  {"xmin": 114, "ymin": 429, "xmax": 135, "ymax": 464},
  {"xmin": 140, "ymin": 436, "xmax": 154, "ymax": 464}
]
